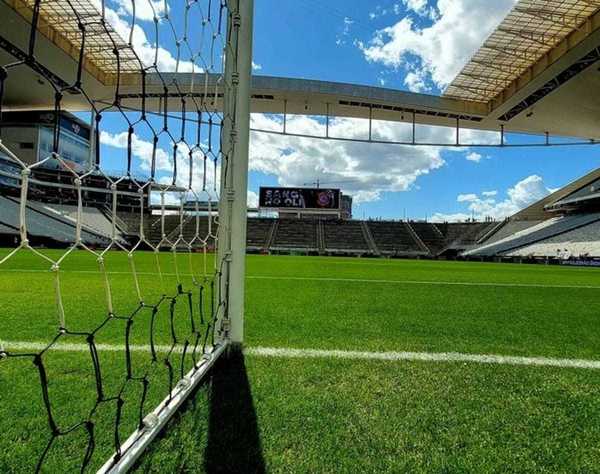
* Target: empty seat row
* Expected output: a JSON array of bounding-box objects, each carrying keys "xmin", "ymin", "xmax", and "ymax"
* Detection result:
[
  {"xmin": 272, "ymin": 219, "xmax": 317, "ymax": 249},
  {"xmin": 323, "ymin": 220, "xmax": 368, "ymax": 251},
  {"xmin": 366, "ymin": 221, "xmax": 421, "ymax": 254}
]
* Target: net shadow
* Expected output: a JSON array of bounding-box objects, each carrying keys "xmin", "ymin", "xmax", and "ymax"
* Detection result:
[{"xmin": 204, "ymin": 350, "xmax": 265, "ymax": 474}]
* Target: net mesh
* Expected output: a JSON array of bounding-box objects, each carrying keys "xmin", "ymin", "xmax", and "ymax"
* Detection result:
[{"xmin": 0, "ymin": 0, "xmax": 239, "ymax": 471}]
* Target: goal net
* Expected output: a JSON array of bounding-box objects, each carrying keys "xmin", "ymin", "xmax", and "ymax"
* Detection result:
[{"xmin": 0, "ymin": 0, "xmax": 252, "ymax": 471}]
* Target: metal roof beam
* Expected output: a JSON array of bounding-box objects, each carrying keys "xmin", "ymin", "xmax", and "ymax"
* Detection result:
[
  {"xmin": 496, "ymin": 27, "xmax": 564, "ymax": 46},
  {"xmin": 446, "ymin": 84, "xmax": 498, "ymax": 100},
  {"xmin": 512, "ymin": 7, "xmax": 589, "ymax": 29},
  {"xmin": 469, "ymin": 59, "xmax": 523, "ymax": 76},
  {"xmin": 481, "ymin": 44, "xmax": 540, "ymax": 62},
  {"xmin": 455, "ymin": 73, "xmax": 511, "ymax": 88},
  {"xmin": 579, "ymin": 1, "xmax": 600, "ymax": 8}
]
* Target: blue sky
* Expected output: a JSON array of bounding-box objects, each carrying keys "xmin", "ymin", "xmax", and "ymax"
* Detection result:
[{"xmin": 98, "ymin": 0, "xmax": 600, "ymax": 221}]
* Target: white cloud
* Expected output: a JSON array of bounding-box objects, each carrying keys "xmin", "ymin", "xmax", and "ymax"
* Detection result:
[
  {"xmin": 433, "ymin": 175, "xmax": 554, "ymax": 222},
  {"xmin": 249, "ymin": 114, "xmax": 496, "ymax": 204},
  {"xmin": 252, "ymin": 62, "xmax": 263, "ymax": 71},
  {"xmin": 404, "ymin": 70, "xmax": 429, "ymax": 93},
  {"xmin": 112, "ymin": 0, "xmax": 167, "ymax": 22},
  {"xmin": 465, "ymin": 152, "xmax": 483, "ymax": 162},
  {"xmin": 457, "ymin": 193, "xmax": 477, "ymax": 202},
  {"xmin": 100, "ymin": 130, "xmax": 220, "ymax": 199},
  {"xmin": 369, "ymin": 7, "xmax": 388, "ymax": 20},
  {"xmin": 97, "ymin": 1, "xmax": 199, "ymax": 72},
  {"xmin": 336, "ymin": 16, "xmax": 355, "ymax": 45},
  {"xmin": 402, "ymin": 0, "xmax": 428, "ymax": 16},
  {"xmin": 100, "ymin": 130, "xmax": 171, "ymax": 171},
  {"xmin": 507, "ymin": 175, "xmax": 552, "ymax": 210},
  {"xmin": 358, "ymin": 0, "xmax": 517, "ymax": 89},
  {"xmin": 247, "ymin": 190, "xmax": 259, "ymax": 208}
]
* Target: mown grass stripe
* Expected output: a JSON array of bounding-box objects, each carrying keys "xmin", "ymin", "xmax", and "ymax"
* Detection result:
[
  {"xmin": 0, "ymin": 268, "xmax": 598, "ymax": 290},
  {"xmin": 4, "ymin": 341, "xmax": 600, "ymax": 370}
]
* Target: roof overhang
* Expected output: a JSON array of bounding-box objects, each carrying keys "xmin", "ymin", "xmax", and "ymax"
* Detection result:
[
  {"xmin": 3, "ymin": 0, "xmax": 600, "ymax": 139},
  {"xmin": 445, "ymin": 0, "xmax": 600, "ymax": 138}
]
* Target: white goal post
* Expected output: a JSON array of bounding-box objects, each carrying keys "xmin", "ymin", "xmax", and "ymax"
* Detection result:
[{"xmin": 218, "ymin": 0, "xmax": 254, "ymax": 349}]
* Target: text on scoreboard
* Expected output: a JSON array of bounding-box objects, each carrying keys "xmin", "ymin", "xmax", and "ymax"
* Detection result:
[{"xmin": 259, "ymin": 187, "xmax": 340, "ymax": 210}]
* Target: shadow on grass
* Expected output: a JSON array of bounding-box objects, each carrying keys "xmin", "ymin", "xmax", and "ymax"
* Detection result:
[
  {"xmin": 132, "ymin": 349, "xmax": 265, "ymax": 473},
  {"xmin": 204, "ymin": 350, "xmax": 266, "ymax": 474}
]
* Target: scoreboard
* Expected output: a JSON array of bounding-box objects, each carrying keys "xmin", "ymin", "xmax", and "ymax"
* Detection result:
[{"xmin": 259, "ymin": 187, "xmax": 340, "ymax": 210}]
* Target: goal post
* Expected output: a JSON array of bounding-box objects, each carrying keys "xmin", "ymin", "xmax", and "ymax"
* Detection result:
[
  {"xmin": 99, "ymin": 0, "xmax": 255, "ymax": 471},
  {"xmin": 218, "ymin": 0, "xmax": 254, "ymax": 348}
]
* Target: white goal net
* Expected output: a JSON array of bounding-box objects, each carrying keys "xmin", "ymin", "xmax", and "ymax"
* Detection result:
[{"xmin": 0, "ymin": 0, "xmax": 252, "ymax": 471}]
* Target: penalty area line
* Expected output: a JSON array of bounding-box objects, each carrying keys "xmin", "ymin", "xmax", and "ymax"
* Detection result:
[{"xmin": 3, "ymin": 341, "xmax": 600, "ymax": 370}]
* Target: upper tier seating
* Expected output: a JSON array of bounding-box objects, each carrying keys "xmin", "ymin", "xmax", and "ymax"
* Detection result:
[
  {"xmin": 482, "ymin": 220, "xmax": 542, "ymax": 245},
  {"xmin": 465, "ymin": 214, "xmax": 600, "ymax": 257},
  {"xmin": 505, "ymin": 220, "xmax": 600, "ymax": 258}
]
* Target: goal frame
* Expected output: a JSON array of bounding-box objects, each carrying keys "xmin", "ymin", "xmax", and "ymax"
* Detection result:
[{"xmin": 97, "ymin": 0, "xmax": 254, "ymax": 471}]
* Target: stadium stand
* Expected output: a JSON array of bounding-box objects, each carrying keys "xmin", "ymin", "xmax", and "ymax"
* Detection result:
[
  {"xmin": 271, "ymin": 219, "xmax": 318, "ymax": 251},
  {"xmin": 0, "ymin": 196, "xmax": 110, "ymax": 246},
  {"xmin": 464, "ymin": 214, "xmax": 600, "ymax": 257},
  {"xmin": 316, "ymin": 220, "xmax": 326, "ymax": 253},
  {"xmin": 409, "ymin": 222, "xmax": 446, "ymax": 255},
  {"xmin": 505, "ymin": 220, "xmax": 600, "ymax": 258},
  {"xmin": 117, "ymin": 212, "xmax": 142, "ymax": 236},
  {"xmin": 460, "ymin": 168, "xmax": 600, "ymax": 259},
  {"xmin": 436, "ymin": 222, "xmax": 497, "ymax": 254},
  {"xmin": 144, "ymin": 215, "xmax": 173, "ymax": 244},
  {"xmin": 479, "ymin": 220, "xmax": 543, "ymax": 245},
  {"xmin": 32, "ymin": 203, "xmax": 126, "ymax": 244},
  {"xmin": 360, "ymin": 221, "xmax": 380, "ymax": 255},
  {"xmin": 246, "ymin": 218, "xmax": 275, "ymax": 251},
  {"xmin": 161, "ymin": 214, "xmax": 217, "ymax": 248},
  {"xmin": 322, "ymin": 220, "xmax": 370, "ymax": 254},
  {"xmin": 0, "ymin": 222, "xmax": 18, "ymax": 236},
  {"xmin": 365, "ymin": 221, "xmax": 425, "ymax": 256},
  {"xmin": 0, "ymin": 196, "xmax": 517, "ymax": 258}
]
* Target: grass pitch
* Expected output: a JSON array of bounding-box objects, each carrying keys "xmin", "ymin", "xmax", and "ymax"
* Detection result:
[{"xmin": 2, "ymin": 250, "xmax": 600, "ymax": 472}]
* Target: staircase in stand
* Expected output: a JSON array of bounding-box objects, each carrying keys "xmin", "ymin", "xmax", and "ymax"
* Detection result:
[{"xmin": 360, "ymin": 221, "xmax": 380, "ymax": 255}]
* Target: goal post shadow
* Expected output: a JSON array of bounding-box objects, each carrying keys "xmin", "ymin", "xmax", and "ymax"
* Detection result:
[
  {"xmin": 204, "ymin": 349, "xmax": 265, "ymax": 474},
  {"xmin": 129, "ymin": 348, "xmax": 266, "ymax": 473}
]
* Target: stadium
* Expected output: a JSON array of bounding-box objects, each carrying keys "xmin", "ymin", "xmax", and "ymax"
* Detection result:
[{"xmin": 3, "ymin": 0, "xmax": 600, "ymax": 472}]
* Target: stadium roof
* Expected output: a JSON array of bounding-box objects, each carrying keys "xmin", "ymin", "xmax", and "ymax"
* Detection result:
[
  {"xmin": 3, "ymin": 0, "xmax": 600, "ymax": 140},
  {"xmin": 445, "ymin": 0, "xmax": 600, "ymax": 107},
  {"xmin": 4, "ymin": 0, "xmax": 139, "ymax": 84}
]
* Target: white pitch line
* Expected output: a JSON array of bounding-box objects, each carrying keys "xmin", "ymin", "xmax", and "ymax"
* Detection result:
[
  {"xmin": 247, "ymin": 275, "xmax": 600, "ymax": 290},
  {"xmin": 0, "ymin": 268, "xmax": 597, "ymax": 289},
  {"xmin": 244, "ymin": 347, "xmax": 600, "ymax": 370},
  {"xmin": 2, "ymin": 341, "xmax": 181, "ymax": 354},
  {"xmin": 3, "ymin": 341, "xmax": 600, "ymax": 370}
]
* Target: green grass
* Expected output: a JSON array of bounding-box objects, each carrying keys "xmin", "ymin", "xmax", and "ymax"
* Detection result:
[{"xmin": 2, "ymin": 250, "xmax": 600, "ymax": 472}]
